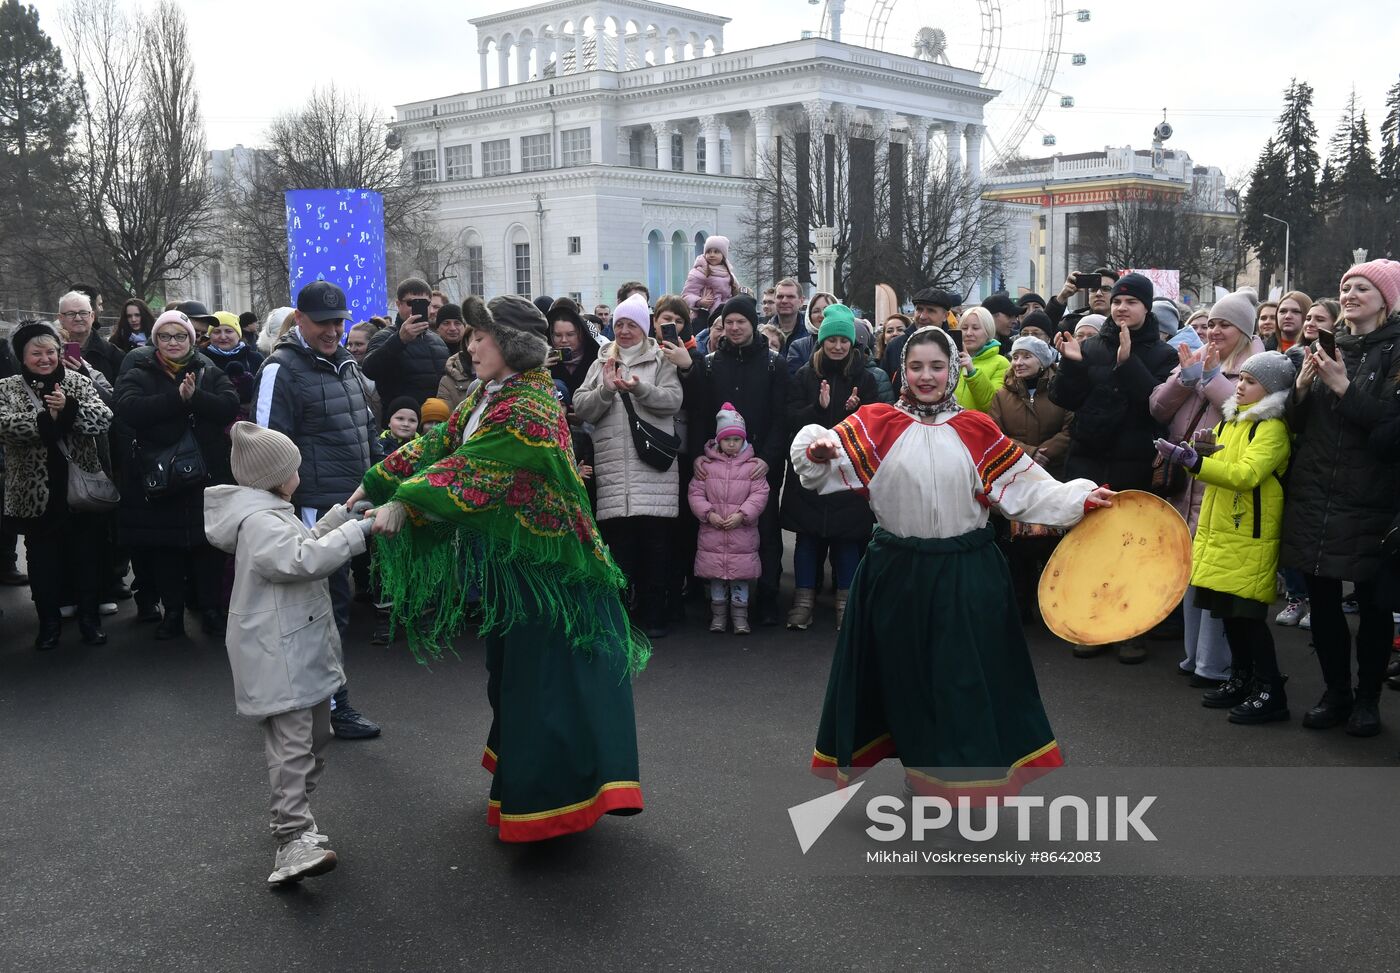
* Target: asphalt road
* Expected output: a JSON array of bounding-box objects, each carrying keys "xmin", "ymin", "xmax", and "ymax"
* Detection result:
[{"xmin": 1, "ymin": 572, "xmax": 1396, "ymax": 973}]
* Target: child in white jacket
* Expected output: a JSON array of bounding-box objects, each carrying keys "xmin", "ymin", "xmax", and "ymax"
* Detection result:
[{"xmin": 204, "ymin": 422, "xmax": 374, "ymax": 887}]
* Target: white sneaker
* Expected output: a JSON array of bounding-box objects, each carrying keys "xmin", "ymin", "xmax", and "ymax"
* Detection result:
[
  {"xmin": 1298, "ymin": 612, "xmax": 1311, "ymax": 630},
  {"xmin": 303, "ymin": 829, "xmax": 330, "ymax": 845},
  {"xmin": 98, "ymin": 602, "xmax": 118, "ymax": 616},
  {"xmin": 60, "ymin": 605, "xmax": 77, "ymax": 619},
  {"xmin": 267, "ymin": 833, "xmax": 337, "ymax": 886},
  {"xmin": 1275, "ymin": 598, "xmax": 1306, "ymax": 626}
]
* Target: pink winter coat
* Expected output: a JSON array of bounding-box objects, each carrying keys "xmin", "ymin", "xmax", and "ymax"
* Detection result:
[
  {"xmin": 682, "ymin": 256, "xmax": 738, "ymax": 310},
  {"xmin": 1148, "ymin": 337, "xmax": 1264, "ymax": 530},
  {"xmin": 688, "ymin": 440, "xmax": 769, "ymax": 580}
]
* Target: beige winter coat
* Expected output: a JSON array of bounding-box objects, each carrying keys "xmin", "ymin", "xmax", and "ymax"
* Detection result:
[
  {"xmin": 437, "ymin": 353, "xmax": 476, "ymax": 411},
  {"xmin": 203, "ymin": 485, "xmax": 369, "ymax": 718},
  {"xmin": 574, "ymin": 338, "xmax": 683, "ymax": 521}
]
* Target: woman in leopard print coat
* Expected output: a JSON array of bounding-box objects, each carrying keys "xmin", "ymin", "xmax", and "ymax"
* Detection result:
[{"xmin": 0, "ymin": 322, "xmax": 113, "ymax": 649}]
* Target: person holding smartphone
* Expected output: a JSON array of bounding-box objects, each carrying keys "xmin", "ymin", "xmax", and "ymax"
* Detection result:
[
  {"xmin": 361, "ymin": 277, "xmax": 450, "ymax": 421},
  {"xmin": 545, "ymin": 297, "xmax": 599, "ymax": 402},
  {"xmin": 1045, "ymin": 268, "xmax": 1119, "ymax": 335}
]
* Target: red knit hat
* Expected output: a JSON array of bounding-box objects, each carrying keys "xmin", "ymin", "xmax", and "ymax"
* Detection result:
[{"xmin": 1342, "ymin": 259, "xmax": 1400, "ymax": 315}]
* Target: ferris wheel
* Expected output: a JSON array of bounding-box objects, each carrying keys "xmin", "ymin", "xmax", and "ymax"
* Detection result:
[{"xmin": 816, "ymin": 0, "xmax": 1089, "ymax": 165}]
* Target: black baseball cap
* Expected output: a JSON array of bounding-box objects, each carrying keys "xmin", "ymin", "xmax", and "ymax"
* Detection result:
[{"xmin": 295, "ymin": 281, "xmax": 350, "ymax": 323}]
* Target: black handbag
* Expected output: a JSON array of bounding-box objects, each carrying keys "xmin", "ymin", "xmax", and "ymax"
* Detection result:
[
  {"xmin": 618, "ymin": 391, "xmax": 680, "ymax": 472},
  {"xmin": 139, "ymin": 423, "xmax": 208, "ymax": 499}
]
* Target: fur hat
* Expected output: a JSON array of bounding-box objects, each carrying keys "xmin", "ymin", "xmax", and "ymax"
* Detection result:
[
  {"xmin": 229, "ymin": 421, "xmax": 302, "ymax": 491},
  {"xmin": 11, "ymin": 320, "xmax": 60, "ymax": 359},
  {"xmin": 1110, "ymin": 273, "xmax": 1154, "ymax": 308},
  {"xmin": 1342, "ymin": 259, "xmax": 1400, "ymax": 315},
  {"xmin": 420, "ymin": 397, "xmax": 451, "ymax": 424},
  {"xmin": 613, "ymin": 293, "xmax": 652, "ymax": 334},
  {"xmin": 481, "ymin": 296, "xmax": 551, "ymax": 372},
  {"xmin": 715, "ymin": 401, "xmax": 747, "ymax": 441},
  {"xmin": 703, "ymin": 235, "xmax": 730, "ymax": 256},
  {"xmin": 1010, "ymin": 335, "xmax": 1057, "ymax": 370},
  {"xmin": 1239, "ymin": 351, "xmax": 1296, "ymax": 396},
  {"xmin": 462, "ymin": 295, "xmax": 492, "ymax": 331},
  {"xmin": 1208, "ymin": 293, "xmax": 1257, "ymax": 337}
]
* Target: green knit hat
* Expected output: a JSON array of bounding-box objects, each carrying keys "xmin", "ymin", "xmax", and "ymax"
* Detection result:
[{"xmin": 817, "ymin": 303, "xmax": 857, "ymax": 344}]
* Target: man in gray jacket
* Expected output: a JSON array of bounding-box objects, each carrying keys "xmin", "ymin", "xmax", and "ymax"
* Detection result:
[{"xmin": 252, "ymin": 281, "xmax": 383, "ymax": 739}]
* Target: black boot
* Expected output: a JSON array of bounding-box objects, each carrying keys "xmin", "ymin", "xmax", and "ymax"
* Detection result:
[
  {"xmin": 1228, "ymin": 675, "xmax": 1289, "ymax": 724},
  {"xmin": 1302, "ymin": 687, "xmax": 1353, "ymax": 729},
  {"xmin": 330, "ymin": 688, "xmax": 381, "ymax": 740},
  {"xmin": 200, "ymin": 608, "xmax": 226, "ymax": 636},
  {"xmin": 34, "ymin": 616, "xmax": 62, "ymax": 651},
  {"xmin": 1202, "ymin": 670, "xmax": 1252, "ymax": 709},
  {"xmin": 154, "ymin": 609, "xmax": 186, "ymax": 641},
  {"xmin": 78, "ymin": 613, "xmax": 108, "ymax": 646},
  {"xmin": 1345, "ymin": 693, "xmax": 1382, "ymax": 737},
  {"xmin": 135, "ymin": 601, "xmax": 163, "ymax": 623}
]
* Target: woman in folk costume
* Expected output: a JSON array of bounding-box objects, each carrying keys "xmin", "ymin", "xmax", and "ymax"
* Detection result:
[
  {"xmin": 792, "ymin": 326, "xmax": 1115, "ymax": 798},
  {"xmin": 351, "ymin": 295, "xmax": 648, "ymax": 842}
]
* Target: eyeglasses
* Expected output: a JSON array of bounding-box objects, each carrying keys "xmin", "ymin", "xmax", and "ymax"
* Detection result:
[
  {"xmin": 59, "ymin": 310, "xmax": 93, "ymax": 319},
  {"xmin": 155, "ymin": 332, "xmax": 190, "ymax": 344},
  {"xmin": 1088, "ymin": 286, "xmax": 1113, "ymax": 294}
]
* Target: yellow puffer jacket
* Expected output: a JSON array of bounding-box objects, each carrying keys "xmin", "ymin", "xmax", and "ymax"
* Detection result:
[{"xmin": 1188, "ymin": 390, "xmax": 1290, "ymax": 604}]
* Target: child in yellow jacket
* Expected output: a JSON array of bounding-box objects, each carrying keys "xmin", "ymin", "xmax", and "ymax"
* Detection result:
[{"xmin": 1155, "ymin": 351, "xmax": 1293, "ymax": 724}]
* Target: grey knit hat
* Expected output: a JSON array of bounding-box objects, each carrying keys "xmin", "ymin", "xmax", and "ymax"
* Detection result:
[
  {"xmin": 1239, "ymin": 351, "xmax": 1295, "ymax": 395},
  {"xmin": 230, "ymin": 421, "xmax": 302, "ymax": 491},
  {"xmin": 1208, "ymin": 293, "xmax": 1257, "ymax": 337},
  {"xmin": 482, "ymin": 295, "xmax": 551, "ymax": 372},
  {"xmin": 1010, "ymin": 335, "xmax": 1057, "ymax": 369}
]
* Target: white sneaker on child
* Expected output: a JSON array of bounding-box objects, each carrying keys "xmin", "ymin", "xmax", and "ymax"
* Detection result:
[{"xmin": 267, "ymin": 833, "xmax": 337, "ymax": 886}]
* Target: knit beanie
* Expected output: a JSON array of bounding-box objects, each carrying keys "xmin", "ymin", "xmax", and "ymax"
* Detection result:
[
  {"xmin": 1342, "ymin": 259, "xmax": 1400, "ymax": 315},
  {"xmin": 1239, "ymin": 351, "xmax": 1295, "ymax": 395},
  {"xmin": 703, "ymin": 235, "xmax": 730, "ymax": 257},
  {"xmin": 213, "ymin": 310, "xmax": 242, "ymax": 337},
  {"xmin": 718, "ymin": 293, "xmax": 759, "ymax": 329},
  {"xmin": 1018, "ymin": 309, "xmax": 1053, "ymax": 337},
  {"xmin": 532, "ymin": 296, "xmax": 555, "ymax": 318},
  {"xmin": 152, "ymin": 309, "xmax": 198, "ymax": 347},
  {"xmin": 435, "ymin": 303, "xmax": 463, "ymax": 325},
  {"xmin": 1010, "ymin": 335, "xmax": 1057, "ymax": 369},
  {"xmin": 1110, "ymin": 272, "xmax": 1154, "ymax": 308},
  {"xmin": 1018, "ymin": 292, "xmax": 1046, "ymax": 309},
  {"xmin": 385, "ymin": 396, "xmax": 420, "ymax": 425},
  {"xmin": 1152, "ymin": 299, "xmax": 1181, "ymax": 337},
  {"xmin": 1075, "ymin": 313, "xmax": 1107, "ymax": 336},
  {"xmin": 230, "ymin": 421, "xmax": 302, "ymax": 491},
  {"xmin": 715, "ymin": 401, "xmax": 747, "ymax": 441},
  {"xmin": 613, "ymin": 293, "xmax": 652, "ymax": 334},
  {"xmin": 817, "ymin": 303, "xmax": 857, "ymax": 344},
  {"xmin": 420, "ymin": 397, "xmax": 451, "ymax": 424},
  {"xmin": 981, "ymin": 294, "xmax": 1018, "ymax": 318},
  {"xmin": 1207, "ymin": 293, "xmax": 1257, "ymax": 337}
]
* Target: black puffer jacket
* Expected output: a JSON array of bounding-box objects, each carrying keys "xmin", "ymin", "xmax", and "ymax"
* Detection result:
[
  {"xmin": 1282, "ymin": 316, "xmax": 1400, "ymax": 582},
  {"xmin": 683, "ymin": 336, "xmax": 789, "ymax": 479},
  {"xmin": 781, "ymin": 355, "xmax": 879, "ymax": 540},
  {"xmin": 252, "ymin": 332, "xmax": 382, "ymax": 512},
  {"xmin": 1048, "ymin": 314, "xmax": 1177, "ymax": 490},
  {"xmin": 361, "ymin": 319, "xmax": 449, "ymax": 417},
  {"xmin": 114, "ymin": 350, "xmax": 239, "ymax": 548}
]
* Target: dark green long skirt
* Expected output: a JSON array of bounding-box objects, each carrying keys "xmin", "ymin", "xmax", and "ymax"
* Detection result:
[
  {"xmin": 481, "ymin": 579, "xmax": 643, "ymax": 842},
  {"xmin": 811, "ymin": 525, "xmax": 1063, "ymax": 798}
]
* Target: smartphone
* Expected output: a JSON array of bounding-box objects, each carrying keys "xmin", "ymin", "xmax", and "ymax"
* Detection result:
[
  {"xmin": 559, "ymin": 346, "xmax": 574, "ymax": 362},
  {"xmin": 63, "ymin": 342, "xmax": 82, "ymax": 361},
  {"xmin": 659, "ymin": 322, "xmax": 679, "ymax": 346},
  {"xmin": 409, "ymin": 298, "xmax": 431, "ymax": 321},
  {"xmin": 1316, "ymin": 328, "xmax": 1336, "ymax": 357},
  {"xmin": 1073, "ymin": 272, "xmax": 1100, "ymax": 291},
  {"xmin": 947, "ymin": 329, "xmax": 965, "ymax": 352}
]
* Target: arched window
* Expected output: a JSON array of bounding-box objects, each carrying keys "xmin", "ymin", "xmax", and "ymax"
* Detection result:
[
  {"xmin": 646, "ymin": 230, "xmax": 665, "ymax": 299},
  {"xmin": 671, "ymin": 231, "xmax": 689, "ymax": 294},
  {"xmin": 464, "ymin": 229, "xmax": 485, "ymax": 297},
  {"xmin": 509, "ymin": 225, "xmax": 532, "ymax": 296},
  {"xmin": 694, "ymin": 231, "xmax": 706, "ymax": 258}
]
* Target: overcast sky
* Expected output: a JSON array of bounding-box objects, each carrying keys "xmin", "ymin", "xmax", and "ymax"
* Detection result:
[{"xmin": 29, "ymin": 0, "xmax": 1400, "ymax": 178}]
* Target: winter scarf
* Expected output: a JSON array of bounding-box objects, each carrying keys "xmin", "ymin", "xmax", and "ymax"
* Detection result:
[
  {"xmin": 157, "ymin": 346, "xmax": 196, "ymax": 380},
  {"xmin": 363, "ymin": 367, "xmax": 649, "ymax": 675},
  {"xmin": 21, "ymin": 362, "xmax": 65, "ymax": 398}
]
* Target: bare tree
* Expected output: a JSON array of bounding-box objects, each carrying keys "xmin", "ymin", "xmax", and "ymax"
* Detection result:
[
  {"xmin": 225, "ymin": 84, "xmax": 425, "ymax": 312},
  {"xmin": 45, "ymin": 0, "xmax": 216, "ymax": 302}
]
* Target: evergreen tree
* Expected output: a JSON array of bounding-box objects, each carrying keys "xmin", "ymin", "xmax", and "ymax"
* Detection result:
[
  {"xmin": 1242, "ymin": 80, "xmax": 1322, "ymax": 293},
  {"xmin": 1310, "ymin": 91, "xmax": 1383, "ymax": 291},
  {"xmin": 0, "ymin": 0, "xmax": 78, "ymax": 308},
  {"xmin": 1242, "ymin": 138, "xmax": 1288, "ymax": 284},
  {"xmin": 1379, "ymin": 75, "xmax": 1400, "ymax": 253}
]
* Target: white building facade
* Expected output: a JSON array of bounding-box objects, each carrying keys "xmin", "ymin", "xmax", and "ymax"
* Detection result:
[{"xmin": 392, "ymin": 0, "xmax": 1003, "ymax": 309}]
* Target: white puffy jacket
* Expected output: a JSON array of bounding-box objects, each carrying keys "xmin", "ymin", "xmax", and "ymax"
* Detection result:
[
  {"xmin": 574, "ymin": 339, "xmax": 684, "ymax": 521},
  {"xmin": 204, "ymin": 485, "xmax": 369, "ymax": 718}
]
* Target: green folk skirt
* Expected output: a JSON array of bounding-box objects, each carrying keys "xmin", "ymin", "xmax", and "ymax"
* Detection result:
[
  {"xmin": 480, "ymin": 579, "xmax": 643, "ymax": 842},
  {"xmin": 811, "ymin": 525, "xmax": 1064, "ymax": 798}
]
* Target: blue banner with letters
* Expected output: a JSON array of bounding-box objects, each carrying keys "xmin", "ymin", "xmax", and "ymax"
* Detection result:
[{"xmin": 285, "ymin": 188, "xmax": 388, "ymax": 326}]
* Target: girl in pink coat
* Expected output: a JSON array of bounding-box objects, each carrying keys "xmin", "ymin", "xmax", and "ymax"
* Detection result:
[
  {"xmin": 682, "ymin": 236, "xmax": 741, "ymax": 313},
  {"xmin": 689, "ymin": 403, "xmax": 769, "ymax": 634}
]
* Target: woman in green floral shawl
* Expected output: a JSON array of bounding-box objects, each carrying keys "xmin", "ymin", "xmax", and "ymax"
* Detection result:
[{"xmin": 352, "ymin": 295, "xmax": 646, "ymax": 842}]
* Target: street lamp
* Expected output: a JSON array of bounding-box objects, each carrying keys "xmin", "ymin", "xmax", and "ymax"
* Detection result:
[{"xmin": 1262, "ymin": 213, "xmax": 1289, "ymax": 294}]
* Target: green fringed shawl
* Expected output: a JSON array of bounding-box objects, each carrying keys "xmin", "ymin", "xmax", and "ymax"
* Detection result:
[{"xmin": 362, "ymin": 368, "xmax": 650, "ymax": 676}]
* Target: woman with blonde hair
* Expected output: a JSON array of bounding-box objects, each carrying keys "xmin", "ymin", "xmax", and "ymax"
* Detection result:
[{"xmin": 950, "ymin": 306, "xmax": 1009, "ymax": 412}]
